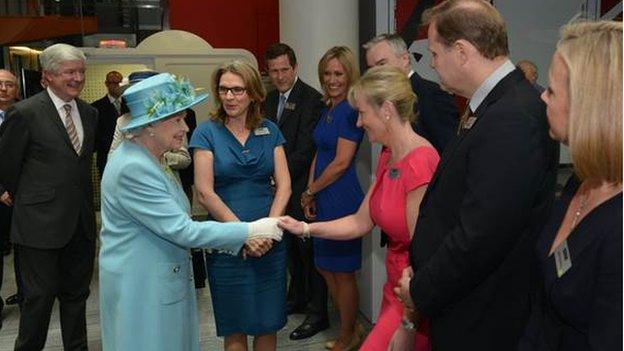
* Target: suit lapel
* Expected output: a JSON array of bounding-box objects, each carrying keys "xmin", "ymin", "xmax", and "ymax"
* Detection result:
[
  {"xmin": 278, "ymin": 79, "xmax": 305, "ymax": 128},
  {"xmin": 265, "ymin": 91, "xmax": 278, "ymax": 123},
  {"xmin": 425, "ymin": 69, "xmax": 525, "ymax": 192},
  {"xmin": 77, "ymin": 99, "xmax": 94, "ymax": 158}
]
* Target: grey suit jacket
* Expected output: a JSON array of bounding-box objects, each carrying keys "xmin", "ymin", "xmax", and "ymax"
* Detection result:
[{"xmin": 0, "ymin": 90, "xmax": 98, "ymax": 249}]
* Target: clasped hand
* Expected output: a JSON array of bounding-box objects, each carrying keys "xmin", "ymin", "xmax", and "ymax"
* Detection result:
[{"xmin": 245, "ymin": 217, "xmax": 283, "ymax": 258}]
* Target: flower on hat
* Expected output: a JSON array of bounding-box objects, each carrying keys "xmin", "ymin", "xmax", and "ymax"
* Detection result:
[{"xmin": 145, "ymin": 76, "xmax": 197, "ymax": 119}]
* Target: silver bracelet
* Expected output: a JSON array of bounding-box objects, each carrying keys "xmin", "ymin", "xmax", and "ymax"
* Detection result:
[{"xmin": 302, "ymin": 222, "xmax": 310, "ymax": 239}]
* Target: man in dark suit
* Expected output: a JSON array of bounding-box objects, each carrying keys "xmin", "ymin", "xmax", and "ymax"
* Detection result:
[
  {"xmin": 263, "ymin": 43, "xmax": 328, "ymax": 340},
  {"xmin": 92, "ymin": 70, "xmax": 122, "ymax": 178},
  {"xmin": 364, "ymin": 33, "xmax": 459, "ymax": 154},
  {"xmin": 0, "ymin": 68, "xmax": 19, "ymax": 329},
  {"xmin": 395, "ymin": 1, "xmax": 558, "ymax": 350},
  {"xmin": 0, "ymin": 43, "xmax": 98, "ymax": 350}
]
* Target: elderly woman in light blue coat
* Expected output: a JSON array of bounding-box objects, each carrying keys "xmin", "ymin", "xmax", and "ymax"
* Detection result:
[{"xmin": 99, "ymin": 73, "xmax": 282, "ymax": 351}]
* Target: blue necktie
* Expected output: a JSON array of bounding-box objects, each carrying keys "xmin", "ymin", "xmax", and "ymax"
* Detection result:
[{"xmin": 277, "ymin": 94, "xmax": 286, "ymax": 122}]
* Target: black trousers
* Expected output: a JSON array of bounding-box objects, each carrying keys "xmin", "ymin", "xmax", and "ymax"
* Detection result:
[
  {"xmin": 285, "ymin": 232, "xmax": 328, "ymax": 319},
  {"xmin": 0, "ymin": 202, "xmax": 11, "ymax": 300},
  {"xmin": 14, "ymin": 220, "xmax": 95, "ymax": 351}
]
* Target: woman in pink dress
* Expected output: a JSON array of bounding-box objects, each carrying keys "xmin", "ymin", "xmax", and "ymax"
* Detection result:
[{"xmin": 279, "ymin": 66, "xmax": 439, "ymax": 351}]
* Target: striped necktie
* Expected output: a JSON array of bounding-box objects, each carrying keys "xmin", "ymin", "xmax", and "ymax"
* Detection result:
[
  {"xmin": 63, "ymin": 104, "xmax": 82, "ymax": 154},
  {"xmin": 277, "ymin": 94, "xmax": 286, "ymax": 122}
]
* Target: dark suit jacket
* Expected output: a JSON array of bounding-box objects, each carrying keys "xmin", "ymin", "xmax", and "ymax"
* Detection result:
[
  {"xmin": 410, "ymin": 72, "xmax": 459, "ymax": 154},
  {"xmin": 0, "ymin": 90, "xmax": 97, "ymax": 249},
  {"xmin": 92, "ymin": 95, "xmax": 119, "ymax": 174},
  {"xmin": 408, "ymin": 69, "xmax": 559, "ymax": 350},
  {"xmin": 519, "ymin": 176, "xmax": 622, "ymax": 351},
  {"xmin": 264, "ymin": 78, "xmax": 323, "ymax": 220}
]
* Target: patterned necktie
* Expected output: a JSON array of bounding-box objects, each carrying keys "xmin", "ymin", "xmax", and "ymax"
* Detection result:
[
  {"xmin": 63, "ymin": 104, "xmax": 81, "ymax": 154},
  {"xmin": 277, "ymin": 94, "xmax": 286, "ymax": 122},
  {"xmin": 457, "ymin": 106, "xmax": 474, "ymax": 135},
  {"xmin": 113, "ymin": 99, "xmax": 121, "ymax": 115}
]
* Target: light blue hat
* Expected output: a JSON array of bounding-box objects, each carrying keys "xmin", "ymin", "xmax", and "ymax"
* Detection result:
[{"xmin": 121, "ymin": 73, "xmax": 208, "ymax": 132}]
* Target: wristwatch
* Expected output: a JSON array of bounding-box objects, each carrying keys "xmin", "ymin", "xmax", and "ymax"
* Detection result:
[{"xmin": 401, "ymin": 316, "xmax": 417, "ymax": 330}]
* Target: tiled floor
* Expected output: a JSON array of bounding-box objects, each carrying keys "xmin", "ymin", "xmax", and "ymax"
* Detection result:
[{"xmin": 0, "ymin": 250, "xmax": 370, "ymax": 350}]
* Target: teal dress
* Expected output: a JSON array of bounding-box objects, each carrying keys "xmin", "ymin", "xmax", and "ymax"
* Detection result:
[{"xmin": 189, "ymin": 118, "xmax": 287, "ymax": 336}]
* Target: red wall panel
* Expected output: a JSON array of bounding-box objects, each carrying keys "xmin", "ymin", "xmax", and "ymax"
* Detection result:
[{"xmin": 169, "ymin": 0, "xmax": 279, "ymax": 71}]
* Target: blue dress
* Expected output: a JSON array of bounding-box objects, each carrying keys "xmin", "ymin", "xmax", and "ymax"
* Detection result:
[
  {"xmin": 189, "ymin": 118, "xmax": 287, "ymax": 336},
  {"xmin": 313, "ymin": 100, "xmax": 364, "ymax": 272}
]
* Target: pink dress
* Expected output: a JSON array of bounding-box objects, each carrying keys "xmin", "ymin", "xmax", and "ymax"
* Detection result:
[{"xmin": 361, "ymin": 146, "xmax": 439, "ymax": 351}]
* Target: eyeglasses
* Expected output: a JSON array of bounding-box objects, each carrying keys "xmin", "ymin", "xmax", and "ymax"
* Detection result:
[
  {"xmin": 0, "ymin": 81, "xmax": 16, "ymax": 89},
  {"xmin": 218, "ymin": 86, "xmax": 246, "ymax": 96}
]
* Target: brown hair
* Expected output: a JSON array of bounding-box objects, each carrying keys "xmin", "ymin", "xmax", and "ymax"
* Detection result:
[
  {"xmin": 423, "ymin": 0, "xmax": 509, "ymax": 59},
  {"xmin": 557, "ymin": 21, "xmax": 622, "ymax": 183},
  {"xmin": 264, "ymin": 43, "xmax": 297, "ymax": 67},
  {"xmin": 210, "ymin": 60, "xmax": 266, "ymax": 130},
  {"xmin": 317, "ymin": 46, "xmax": 360, "ymax": 105}
]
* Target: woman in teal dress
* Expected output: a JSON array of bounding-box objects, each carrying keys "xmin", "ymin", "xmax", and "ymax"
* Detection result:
[
  {"xmin": 99, "ymin": 73, "xmax": 283, "ymax": 351},
  {"xmin": 190, "ymin": 60, "xmax": 291, "ymax": 351},
  {"xmin": 300, "ymin": 46, "xmax": 364, "ymax": 351}
]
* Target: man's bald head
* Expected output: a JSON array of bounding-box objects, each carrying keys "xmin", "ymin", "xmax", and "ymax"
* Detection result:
[
  {"xmin": 516, "ymin": 60, "xmax": 538, "ymax": 84},
  {"xmin": 105, "ymin": 71, "xmax": 123, "ymax": 98}
]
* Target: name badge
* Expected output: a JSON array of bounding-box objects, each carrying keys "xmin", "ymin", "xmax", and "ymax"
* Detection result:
[
  {"xmin": 254, "ymin": 127, "xmax": 270, "ymax": 136},
  {"xmin": 285, "ymin": 102, "xmax": 296, "ymax": 110},
  {"xmin": 554, "ymin": 239, "xmax": 572, "ymax": 278}
]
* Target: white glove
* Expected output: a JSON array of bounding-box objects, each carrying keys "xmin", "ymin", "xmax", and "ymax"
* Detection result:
[{"xmin": 248, "ymin": 218, "xmax": 283, "ymax": 241}]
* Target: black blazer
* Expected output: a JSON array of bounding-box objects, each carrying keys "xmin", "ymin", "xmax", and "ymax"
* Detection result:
[
  {"xmin": 408, "ymin": 69, "xmax": 559, "ymax": 350},
  {"xmin": 92, "ymin": 95, "xmax": 119, "ymax": 173},
  {"xmin": 410, "ymin": 72, "xmax": 459, "ymax": 154},
  {"xmin": 520, "ymin": 176, "xmax": 622, "ymax": 351},
  {"xmin": 264, "ymin": 78, "xmax": 323, "ymax": 220},
  {"xmin": 0, "ymin": 90, "xmax": 97, "ymax": 249}
]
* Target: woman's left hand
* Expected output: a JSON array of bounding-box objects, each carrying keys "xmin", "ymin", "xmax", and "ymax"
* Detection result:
[
  {"xmin": 244, "ymin": 238, "xmax": 273, "ymax": 258},
  {"xmin": 394, "ymin": 267, "xmax": 415, "ymax": 309},
  {"xmin": 387, "ymin": 328, "xmax": 416, "ymax": 351},
  {"xmin": 300, "ymin": 191, "xmax": 314, "ymax": 208}
]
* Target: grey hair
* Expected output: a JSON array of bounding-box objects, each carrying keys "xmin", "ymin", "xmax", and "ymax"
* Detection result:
[
  {"xmin": 40, "ymin": 43, "xmax": 86, "ymax": 73},
  {"xmin": 363, "ymin": 33, "xmax": 409, "ymax": 56}
]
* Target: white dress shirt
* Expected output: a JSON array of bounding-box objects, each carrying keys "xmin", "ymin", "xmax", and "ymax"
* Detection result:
[{"xmin": 47, "ymin": 87, "xmax": 84, "ymax": 145}]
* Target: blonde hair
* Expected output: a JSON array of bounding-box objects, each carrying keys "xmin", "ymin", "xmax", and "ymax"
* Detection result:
[
  {"xmin": 557, "ymin": 21, "xmax": 622, "ymax": 183},
  {"xmin": 210, "ymin": 60, "xmax": 266, "ymax": 130},
  {"xmin": 317, "ymin": 46, "xmax": 360, "ymax": 105},
  {"xmin": 347, "ymin": 66, "xmax": 417, "ymax": 123}
]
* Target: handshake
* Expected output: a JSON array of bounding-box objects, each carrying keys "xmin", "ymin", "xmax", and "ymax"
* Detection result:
[{"xmin": 244, "ymin": 217, "xmax": 284, "ymax": 258}]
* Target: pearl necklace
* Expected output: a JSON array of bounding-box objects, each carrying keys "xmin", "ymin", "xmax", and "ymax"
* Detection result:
[{"xmin": 571, "ymin": 192, "xmax": 588, "ymax": 229}]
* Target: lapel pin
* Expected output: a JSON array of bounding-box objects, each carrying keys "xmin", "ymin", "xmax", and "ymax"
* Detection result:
[
  {"xmin": 285, "ymin": 102, "xmax": 296, "ymax": 110},
  {"xmin": 389, "ymin": 168, "xmax": 400, "ymax": 179}
]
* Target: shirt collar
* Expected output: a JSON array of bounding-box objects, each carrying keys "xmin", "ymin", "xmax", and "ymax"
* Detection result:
[
  {"xmin": 280, "ymin": 76, "xmax": 298, "ymax": 101},
  {"xmin": 47, "ymin": 87, "xmax": 77, "ymax": 111},
  {"xmin": 107, "ymin": 94, "xmax": 119, "ymax": 104},
  {"xmin": 469, "ymin": 59, "xmax": 515, "ymax": 113}
]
